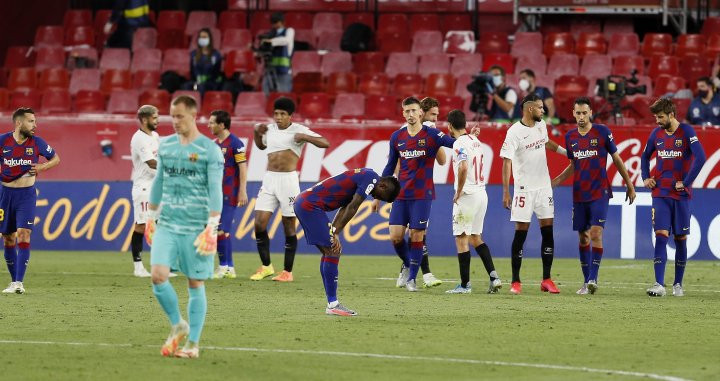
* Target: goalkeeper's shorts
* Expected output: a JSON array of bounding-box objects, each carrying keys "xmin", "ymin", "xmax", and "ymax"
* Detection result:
[{"xmin": 150, "ymin": 226, "xmax": 213, "ymax": 280}]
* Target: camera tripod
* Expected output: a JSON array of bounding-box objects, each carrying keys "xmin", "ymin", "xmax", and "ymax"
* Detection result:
[{"xmin": 594, "ymin": 96, "xmax": 631, "ymax": 125}]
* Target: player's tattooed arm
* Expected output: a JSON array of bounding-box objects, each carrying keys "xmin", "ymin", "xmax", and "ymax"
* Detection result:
[
  {"xmin": 253, "ymin": 123, "xmax": 268, "ymax": 149},
  {"xmin": 294, "ymin": 133, "xmax": 330, "ymax": 148},
  {"xmin": 30, "ymin": 153, "xmax": 60, "ymax": 176},
  {"xmin": 502, "ymin": 158, "xmax": 512, "ymax": 210},
  {"xmin": 610, "ymin": 152, "xmax": 636, "ymax": 204},
  {"xmin": 551, "ymin": 163, "xmax": 573, "ymax": 188}
]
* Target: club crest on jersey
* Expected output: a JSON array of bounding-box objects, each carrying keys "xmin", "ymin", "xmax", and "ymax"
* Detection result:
[
  {"xmin": 188, "ymin": 153, "xmax": 198, "ymax": 162},
  {"xmin": 221, "ymin": 147, "xmax": 227, "ymax": 154},
  {"xmin": 354, "ymin": 168, "xmax": 362, "ymax": 173},
  {"xmin": 25, "ymin": 148, "xmax": 33, "ymax": 155},
  {"xmin": 418, "ymin": 139, "xmax": 426, "ymax": 147},
  {"xmin": 675, "ymin": 139, "xmax": 683, "ymax": 147},
  {"xmin": 590, "ymin": 138, "xmax": 598, "ymax": 147}
]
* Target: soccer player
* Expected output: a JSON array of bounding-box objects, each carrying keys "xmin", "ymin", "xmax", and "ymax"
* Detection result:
[
  {"xmin": 1, "ymin": 108, "xmax": 60, "ymax": 294},
  {"xmin": 208, "ymin": 109, "xmax": 248, "ymax": 279},
  {"xmin": 251, "ymin": 97, "xmax": 329, "ymax": 282},
  {"xmin": 294, "ymin": 169, "xmax": 400, "ymax": 316},
  {"xmin": 500, "ymin": 94, "xmax": 565, "ymax": 295},
  {"xmin": 551, "ymin": 97, "xmax": 636, "ymax": 295},
  {"xmin": 374, "ymin": 96, "xmax": 455, "ymax": 292},
  {"xmin": 129, "ymin": 105, "xmax": 160, "ymax": 278},
  {"xmin": 144, "ymin": 95, "xmax": 224, "ymax": 358},
  {"xmin": 445, "ymin": 110, "xmax": 501, "ymax": 294},
  {"xmin": 640, "ymin": 98, "xmax": 706, "ymax": 297}
]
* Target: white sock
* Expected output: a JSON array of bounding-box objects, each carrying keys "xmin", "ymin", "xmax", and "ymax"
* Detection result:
[
  {"xmin": 134, "ymin": 262, "xmax": 144, "ymax": 271},
  {"xmin": 328, "ymin": 300, "xmax": 339, "ymax": 308}
]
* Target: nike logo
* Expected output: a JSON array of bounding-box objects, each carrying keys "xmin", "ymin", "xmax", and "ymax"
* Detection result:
[
  {"xmin": 398, "ymin": 142, "xmax": 405, "ymax": 146},
  {"xmin": 419, "ymin": 220, "xmax": 427, "ymax": 224},
  {"xmin": 27, "ymin": 222, "xmax": 33, "ymax": 225},
  {"xmin": 571, "ymin": 143, "xmax": 578, "ymax": 147},
  {"xmin": 683, "ymin": 227, "xmax": 689, "ymax": 231},
  {"xmin": 522, "ymin": 135, "xmax": 529, "ymax": 139},
  {"xmin": 2, "ymin": 150, "xmax": 9, "ymax": 154},
  {"xmin": 598, "ymin": 219, "xmax": 606, "ymax": 222},
  {"xmin": 656, "ymin": 142, "xmax": 663, "ymax": 146}
]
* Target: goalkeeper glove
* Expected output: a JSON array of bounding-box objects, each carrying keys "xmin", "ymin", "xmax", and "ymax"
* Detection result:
[
  {"xmin": 194, "ymin": 215, "xmax": 220, "ymax": 256},
  {"xmin": 144, "ymin": 209, "xmax": 159, "ymax": 246}
]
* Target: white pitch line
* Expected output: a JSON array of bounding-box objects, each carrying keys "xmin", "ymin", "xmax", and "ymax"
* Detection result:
[{"xmin": 0, "ymin": 339, "xmax": 691, "ymax": 381}]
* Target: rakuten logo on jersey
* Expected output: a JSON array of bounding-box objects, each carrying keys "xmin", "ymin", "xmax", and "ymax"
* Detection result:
[
  {"xmin": 4, "ymin": 158, "xmax": 32, "ymax": 167},
  {"xmin": 573, "ymin": 149, "xmax": 598, "ymax": 159},
  {"xmin": 658, "ymin": 150, "xmax": 683, "ymax": 159},
  {"xmin": 399, "ymin": 149, "xmax": 426, "ymax": 159}
]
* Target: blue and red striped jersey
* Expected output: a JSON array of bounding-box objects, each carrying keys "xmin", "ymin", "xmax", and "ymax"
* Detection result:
[
  {"xmin": 565, "ymin": 124, "xmax": 617, "ymax": 202},
  {"xmin": 0, "ymin": 132, "xmax": 55, "ymax": 183},
  {"xmin": 298, "ymin": 168, "xmax": 379, "ymax": 212},
  {"xmin": 381, "ymin": 125, "xmax": 455, "ymax": 200},
  {"xmin": 215, "ymin": 133, "xmax": 246, "ymax": 206}
]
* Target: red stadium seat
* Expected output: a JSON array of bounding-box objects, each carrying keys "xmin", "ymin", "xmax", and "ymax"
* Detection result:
[
  {"xmin": 365, "ymin": 94, "xmax": 399, "ymax": 120},
  {"xmin": 444, "ymin": 31, "xmax": 476, "ymax": 54},
  {"xmin": 293, "ymin": 72, "xmax": 324, "ymax": 93},
  {"xmin": 353, "ymin": 52, "xmax": 385, "ymax": 74},
  {"xmin": 202, "ymin": 91, "xmax": 233, "ymax": 116},
  {"xmin": 69, "ymin": 47, "xmax": 98, "ymax": 66},
  {"xmin": 332, "ymin": 93, "xmax": 365, "ymax": 119},
  {"xmin": 69, "ymin": 68, "xmax": 100, "ymax": 94},
  {"xmin": 482, "ymin": 53, "xmax": 514, "ymax": 73},
  {"xmin": 607, "ymin": 33, "xmax": 640, "ymax": 57},
  {"xmin": 0, "ymin": 88, "xmax": 9, "ymax": 111},
  {"xmin": 64, "ymin": 26, "xmax": 94, "ymax": 47},
  {"xmin": 294, "ymin": 29, "xmax": 316, "ymax": 48},
  {"xmin": 418, "ymin": 54, "xmax": 450, "ymax": 78},
  {"xmin": 544, "ymin": 33, "xmax": 575, "ymax": 56},
  {"xmin": 648, "ymin": 56, "xmax": 680, "ymax": 78},
  {"xmin": 326, "ymin": 72, "xmax": 357, "ymax": 95},
  {"xmin": 156, "ymin": 29, "xmax": 187, "ymax": 50},
  {"xmin": 425, "ymin": 73, "xmax": 456, "ymax": 97},
  {"xmin": 434, "ymin": 95, "xmax": 464, "ymax": 119},
  {"xmin": 321, "ymin": 52, "xmax": 352, "ymax": 75},
  {"xmin": 603, "ymin": 19, "xmax": 634, "ymax": 38},
  {"xmin": 679, "ymin": 56, "xmax": 710, "ymax": 90},
  {"xmin": 186, "ymin": 11, "xmax": 217, "ymax": 36},
  {"xmin": 580, "ymin": 54, "xmax": 611, "ymax": 78},
  {"xmin": 11, "ymin": 89, "xmax": 42, "ymax": 110},
  {"xmin": 131, "ymin": 49, "xmax": 162, "ymax": 73},
  {"xmin": 249, "ymin": 11, "xmax": 271, "ymax": 37},
  {"xmin": 99, "ymin": 48, "xmax": 131, "ymax": 72},
  {"xmin": 576, "ymin": 33, "xmax": 607, "ymax": 57},
  {"xmin": 674, "ymin": 98, "xmax": 691, "ymax": 122},
  {"xmin": 234, "ymin": 92, "xmax": 266, "ymax": 117},
  {"xmin": 440, "ymin": 14, "xmax": 472, "ymax": 35},
  {"xmin": 218, "ymin": 10, "xmax": 246, "ymax": 32},
  {"xmin": 157, "ymin": 10, "xmax": 186, "ymax": 32},
  {"xmin": 221, "ymin": 29, "xmax": 252, "ymax": 51},
  {"xmin": 547, "ymin": 54, "xmax": 579, "ymax": 76},
  {"xmin": 540, "ymin": 21, "xmax": 569, "ymax": 35},
  {"xmin": 641, "ymin": 33, "xmax": 673, "ymax": 58},
  {"xmin": 378, "ymin": 13, "xmax": 408, "ymax": 35},
  {"xmin": 409, "ymin": 14, "xmax": 440, "ymax": 34},
  {"xmin": 700, "ymin": 17, "xmax": 720, "ymax": 35},
  {"xmin": 313, "ymin": 12, "xmax": 342, "ymax": 35},
  {"xmin": 477, "ymin": 32, "xmax": 509, "ymax": 55},
  {"xmin": 298, "ymin": 93, "xmax": 331, "ymax": 118},
  {"xmin": 266, "ymin": 92, "xmax": 298, "ymax": 114},
  {"xmin": 377, "ymin": 32, "xmax": 411, "ymax": 53},
  {"xmin": 412, "ymin": 31, "xmax": 443, "ymax": 54},
  {"xmin": 450, "ymin": 54, "xmax": 483, "ymax": 76},
  {"xmin": 292, "ymin": 51, "xmax": 321, "ymax": 74},
  {"xmin": 676, "ymin": 34, "xmax": 706, "ymax": 57},
  {"xmin": 38, "ymin": 68, "xmax": 69, "ymax": 90},
  {"xmin": 707, "ymin": 34, "xmax": 720, "ymax": 59},
  {"xmin": 223, "ymin": 49, "xmax": 255, "ymax": 78},
  {"xmin": 358, "ymin": 73, "xmax": 390, "ymax": 95},
  {"xmin": 64, "ymin": 9, "xmax": 92, "ymax": 29},
  {"xmin": 40, "ymin": 88, "xmax": 71, "ymax": 113},
  {"xmin": 8, "ymin": 68, "xmax": 37, "ymax": 91},
  {"xmin": 554, "ymin": 75, "xmax": 589, "ymax": 121},
  {"xmin": 653, "ymin": 75, "xmax": 686, "ymax": 97},
  {"xmin": 5, "ymin": 46, "xmax": 35, "ymax": 68},
  {"xmin": 515, "ymin": 55, "xmax": 547, "ymax": 75},
  {"xmin": 107, "ymin": 90, "xmax": 139, "ymax": 114},
  {"xmin": 386, "ymin": 52, "xmax": 418, "ymax": 78},
  {"xmin": 343, "ymin": 13, "xmax": 374, "ymax": 30},
  {"xmin": 101, "ymin": 69, "xmax": 132, "ymax": 93},
  {"xmin": 455, "ymin": 74, "xmax": 473, "ymax": 97},
  {"xmin": 316, "ymin": 30, "xmax": 343, "ymax": 51},
  {"xmin": 133, "ymin": 70, "xmax": 161, "ymax": 90},
  {"xmin": 35, "ymin": 26, "xmax": 64, "ymax": 47},
  {"xmin": 34, "ymin": 47, "xmax": 66, "ymax": 70},
  {"xmin": 172, "ymin": 90, "xmax": 202, "ymax": 109},
  {"xmin": 285, "ymin": 12, "xmax": 314, "ymax": 29},
  {"xmin": 392, "ymin": 73, "xmax": 423, "ymax": 97},
  {"xmin": 612, "ymin": 55, "xmax": 645, "ymax": 76},
  {"xmin": 162, "ymin": 49, "xmax": 190, "ymax": 78},
  {"xmin": 132, "ymin": 28, "xmax": 157, "ymax": 51},
  {"xmin": 139, "ymin": 89, "xmax": 171, "ymax": 114},
  {"xmin": 511, "ymin": 32, "xmax": 543, "ymax": 58},
  {"xmin": 93, "ymin": 9, "xmax": 112, "ymax": 47}
]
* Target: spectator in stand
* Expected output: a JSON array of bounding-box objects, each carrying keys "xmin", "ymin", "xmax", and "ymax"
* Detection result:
[
  {"xmin": 487, "ymin": 65, "xmax": 517, "ymax": 122},
  {"xmin": 687, "ymin": 77, "xmax": 720, "ymax": 126},
  {"xmin": 182, "ymin": 28, "xmax": 224, "ymax": 96},
  {"xmin": 104, "ymin": 0, "xmax": 152, "ymax": 49},
  {"xmin": 260, "ymin": 12, "xmax": 295, "ymax": 94},
  {"xmin": 512, "ymin": 69, "xmax": 558, "ymax": 134}
]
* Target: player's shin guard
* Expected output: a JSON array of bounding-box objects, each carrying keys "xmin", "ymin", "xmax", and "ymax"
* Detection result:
[
  {"xmin": 131, "ymin": 231, "xmax": 143, "ymax": 262},
  {"xmin": 458, "ymin": 251, "xmax": 471, "ymax": 288},
  {"xmin": 225, "ymin": 235, "xmax": 234, "ymax": 268},
  {"xmin": 540, "ymin": 226, "xmax": 554, "ymax": 280},
  {"xmin": 407, "ymin": 241, "xmax": 424, "ymax": 281},
  {"xmin": 393, "ymin": 239, "xmax": 410, "ymax": 267},
  {"xmin": 579, "ymin": 244, "xmax": 590, "ymax": 282},
  {"xmin": 321, "ymin": 256, "xmax": 339, "ymax": 303},
  {"xmin": 589, "ymin": 247, "xmax": 603, "ymax": 282},
  {"xmin": 4, "ymin": 244, "xmax": 16, "ymax": 282},
  {"xmin": 16, "ymin": 242, "xmax": 30, "ymax": 282},
  {"xmin": 673, "ymin": 238, "xmax": 687, "ymax": 285},
  {"xmin": 654, "ymin": 234, "xmax": 669, "ymax": 286},
  {"xmin": 152, "ymin": 280, "xmax": 181, "ymax": 326},
  {"xmin": 284, "ymin": 235, "xmax": 297, "ymax": 272},
  {"xmin": 475, "ymin": 243, "xmax": 496, "ymax": 279},
  {"xmin": 217, "ymin": 234, "xmax": 228, "ymax": 266},
  {"xmin": 255, "ymin": 230, "xmax": 271, "ymax": 266},
  {"xmin": 511, "ymin": 230, "xmax": 528, "ymax": 283},
  {"xmin": 187, "ymin": 285, "xmax": 207, "ymax": 344}
]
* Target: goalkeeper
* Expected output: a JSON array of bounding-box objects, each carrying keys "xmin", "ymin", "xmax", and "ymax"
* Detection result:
[{"xmin": 144, "ymin": 95, "xmax": 224, "ymax": 359}]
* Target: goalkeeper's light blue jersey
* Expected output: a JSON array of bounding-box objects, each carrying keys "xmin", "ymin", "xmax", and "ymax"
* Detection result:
[{"xmin": 150, "ymin": 133, "xmax": 224, "ymax": 234}]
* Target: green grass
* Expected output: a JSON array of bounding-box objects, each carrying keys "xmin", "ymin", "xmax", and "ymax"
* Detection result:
[{"xmin": 1, "ymin": 251, "xmax": 719, "ymax": 381}]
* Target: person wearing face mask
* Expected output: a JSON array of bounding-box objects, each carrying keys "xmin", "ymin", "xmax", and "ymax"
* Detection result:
[
  {"xmin": 183, "ymin": 28, "xmax": 224, "ymax": 96},
  {"xmin": 260, "ymin": 12, "xmax": 295, "ymax": 94},
  {"xmin": 512, "ymin": 69, "xmax": 556, "ymax": 126},
  {"xmin": 686, "ymin": 77, "xmax": 720, "ymax": 126},
  {"xmin": 487, "ymin": 65, "xmax": 518, "ymax": 121}
]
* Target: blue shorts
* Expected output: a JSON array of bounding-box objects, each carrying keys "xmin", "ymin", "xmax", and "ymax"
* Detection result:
[
  {"xmin": 572, "ymin": 197, "xmax": 609, "ymax": 231},
  {"xmin": 219, "ymin": 204, "xmax": 236, "ymax": 234},
  {"xmin": 150, "ymin": 226, "xmax": 213, "ymax": 280},
  {"xmin": 0, "ymin": 185, "xmax": 36, "ymax": 234},
  {"xmin": 294, "ymin": 198, "xmax": 332, "ymax": 247},
  {"xmin": 652, "ymin": 197, "xmax": 690, "ymax": 235},
  {"xmin": 389, "ymin": 199, "xmax": 432, "ymax": 230}
]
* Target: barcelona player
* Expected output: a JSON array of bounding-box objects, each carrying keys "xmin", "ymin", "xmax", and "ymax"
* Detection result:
[
  {"xmin": 294, "ymin": 168, "xmax": 400, "ymax": 316},
  {"xmin": 641, "ymin": 98, "xmax": 706, "ymax": 297}
]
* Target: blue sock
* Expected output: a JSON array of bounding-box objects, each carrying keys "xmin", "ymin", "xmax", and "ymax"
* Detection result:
[
  {"xmin": 321, "ymin": 256, "xmax": 339, "ymax": 303},
  {"xmin": 217, "ymin": 235, "xmax": 227, "ymax": 266},
  {"xmin": 579, "ymin": 244, "xmax": 590, "ymax": 283},
  {"xmin": 393, "ymin": 239, "xmax": 410, "ymax": 267},
  {"xmin": 225, "ymin": 236, "xmax": 234, "ymax": 267},
  {"xmin": 654, "ymin": 234, "xmax": 668, "ymax": 286},
  {"xmin": 589, "ymin": 247, "xmax": 603, "ymax": 282},
  {"xmin": 673, "ymin": 238, "xmax": 687, "ymax": 285},
  {"xmin": 407, "ymin": 241, "xmax": 424, "ymax": 281},
  {"xmin": 4, "ymin": 245, "xmax": 16, "ymax": 282},
  {"xmin": 188, "ymin": 286, "xmax": 207, "ymax": 344},
  {"xmin": 15, "ymin": 242, "xmax": 30, "ymax": 282},
  {"xmin": 152, "ymin": 280, "xmax": 181, "ymax": 326}
]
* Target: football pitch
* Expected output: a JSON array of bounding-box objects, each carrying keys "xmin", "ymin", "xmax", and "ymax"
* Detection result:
[{"xmin": 1, "ymin": 251, "xmax": 718, "ymax": 381}]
